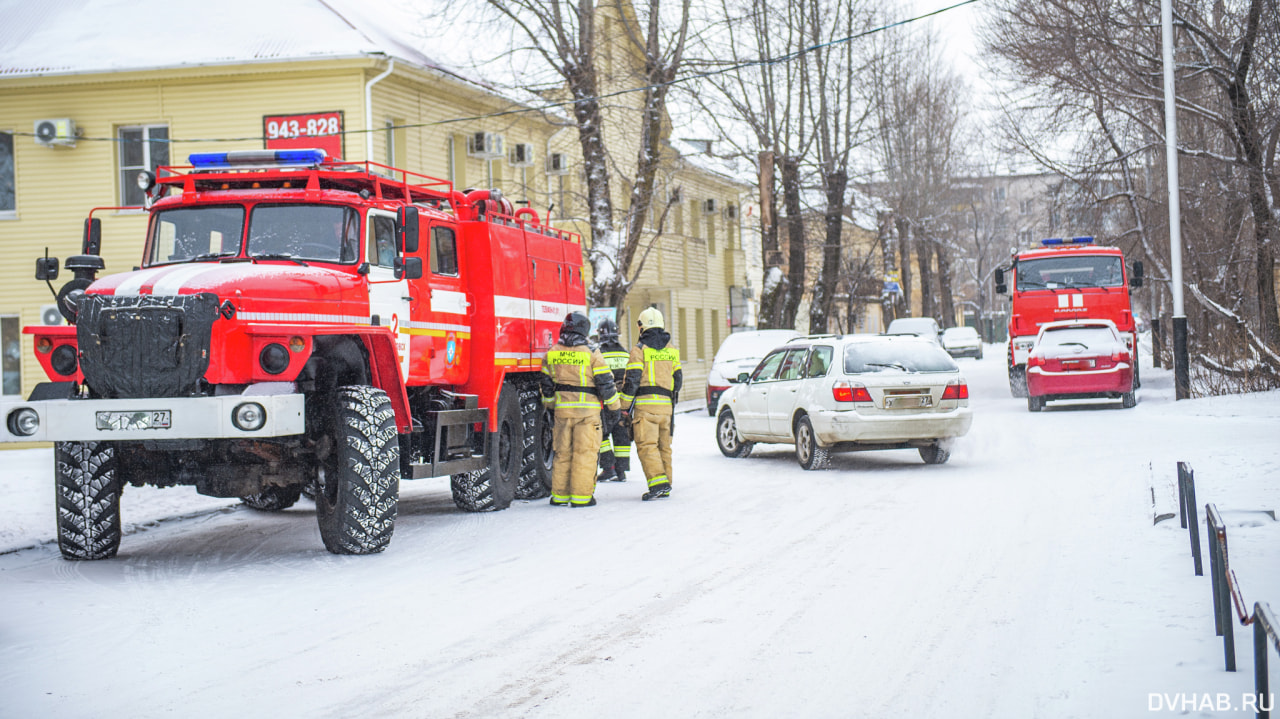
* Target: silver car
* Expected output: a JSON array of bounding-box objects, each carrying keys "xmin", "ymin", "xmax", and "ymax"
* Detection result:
[{"xmin": 715, "ymin": 335, "xmax": 973, "ymax": 468}]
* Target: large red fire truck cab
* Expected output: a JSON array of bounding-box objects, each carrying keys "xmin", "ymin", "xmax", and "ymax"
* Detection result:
[
  {"xmin": 994, "ymin": 237, "xmax": 1144, "ymax": 397},
  {"xmin": 3, "ymin": 149, "xmax": 584, "ymax": 558}
]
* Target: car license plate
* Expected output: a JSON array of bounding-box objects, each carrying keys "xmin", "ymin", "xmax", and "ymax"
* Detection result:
[
  {"xmin": 96, "ymin": 410, "xmax": 172, "ymax": 431},
  {"xmin": 885, "ymin": 395, "xmax": 931, "ymax": 409}
]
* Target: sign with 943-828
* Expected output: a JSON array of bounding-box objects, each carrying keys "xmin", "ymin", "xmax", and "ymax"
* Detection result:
[{"xmin": 263, "ymin": 110, "xmax": 344, "ymax": 161}]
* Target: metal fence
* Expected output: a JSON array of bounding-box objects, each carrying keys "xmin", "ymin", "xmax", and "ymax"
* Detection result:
[{"xmin": 1176, "ymin": 462, "xmax": 1278, "ymax": 717}]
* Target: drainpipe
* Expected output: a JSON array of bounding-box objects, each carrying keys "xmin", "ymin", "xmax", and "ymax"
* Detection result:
[{"xmin": 365, "ymin": 57, "xmax": 395, "ymax": 162}]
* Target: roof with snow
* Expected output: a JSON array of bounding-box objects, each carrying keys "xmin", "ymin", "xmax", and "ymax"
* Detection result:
[{"xmin": 0, "ymin": 0, "xmax": 452, "ymax": 79}]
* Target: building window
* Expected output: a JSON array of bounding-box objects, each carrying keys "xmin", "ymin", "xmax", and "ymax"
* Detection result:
[
  {"xmin": 695, "ymin": 308, "xmax": 706, "ymax": 360},
  {"xmin": 2, "ymin": 316, "xmax": 19, "ymax": 396},
  {"xmin": 705, "ymin": 216, "xmax": 716, "ymax": 254},
  {"xmin": 678, "ymin": 308, "xmax": 687, "ymax": 357},
  {"xmin": 711, "ymin": 309, "xmax": 720, "ymax": 355},
  {"xmin": 992, "ymin": 186, "xmax": 1006, "ymax": 203},
  {"xmin": 1018, "ymin": 230, "xmax": 1033, "ymax": 245},
  {"xmin": 0, "ymin": 132, "xmax": 14, "ymax": 218},
  {"xmin": 1019, "ymin": 199, "xmax": 1032, "ymax": 215},
  {"xmin": 119, "ymin": 125, "xmax": 169, "ymax": 206}
]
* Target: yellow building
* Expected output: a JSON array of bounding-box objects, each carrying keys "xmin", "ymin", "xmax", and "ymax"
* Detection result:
[{"xmin": 0, "ymin": 0, "xmax": 750, "ymax": 405}]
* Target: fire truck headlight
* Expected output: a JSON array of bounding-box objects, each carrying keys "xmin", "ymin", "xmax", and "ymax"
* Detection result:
[
  {"xmin": 259, "ymin": 343, "xmax": 290, "ymax": 375},
  {"xmin": 50, "ymin": 345, "xmax": 79, "ymax": 376},
  {"xmin": 7, "ymin": 408, "xmax": 40, "ymax": 437},
  {"xmin": 232, "ymin": 402, "xmax": 267, "ymax": 432}
]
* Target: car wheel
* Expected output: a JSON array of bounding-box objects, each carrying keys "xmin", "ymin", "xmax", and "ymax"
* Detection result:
[
  {"xmin": 716, "ymin": 409, "xmax": 753, "ymax": 458},
  {"xmin": 1121, "ymin": 390, "xmax": 1137, "ymax": 409},
  {"xmin": 794, "ymin": 415, "xmax": 829, "ymax": 471},
  {"xmin": 919, "ymin": 443, "xmax": 951, "ymax": 465},
  {"xmin": 1027, "ymin": 395, "xmax": 1044, "ymax": 412},
  {"xmin": 977, "ymin": 348, "xmax": 984, "ymax": 360}
]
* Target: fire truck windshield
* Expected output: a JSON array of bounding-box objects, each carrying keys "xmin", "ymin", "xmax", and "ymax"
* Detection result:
[
  {"xmin": 147, "ymin": 204, "xmax": 362, "ymax": 265},
  {"xmin": 1016, "ymin": 255, "xmax": 1123, "ymax": 291},
  {"xmin": 148, "ymin": 205, "xmax": 244, "ymax": 265}
]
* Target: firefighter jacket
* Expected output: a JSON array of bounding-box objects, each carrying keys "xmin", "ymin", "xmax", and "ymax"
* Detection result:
[
  {"xmin": 599, "ymin": 338, "xmax": 630, "ymax": 383},
  {"xmin": 620, "ymin": 328, "xmax": 683, "ymax": 415},
  {"xmin": 540, "ymin": 342, "xmax": 622, "ymax": 418}
]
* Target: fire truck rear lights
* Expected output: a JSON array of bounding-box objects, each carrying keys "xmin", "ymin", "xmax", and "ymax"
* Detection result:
[
  {"xmin": 188, "ymin": 149, "xmax": 328, "ymax": 168},
  {"xmin": 232, "ymin": 402, "xmax": 267, "ymax": 432},
  {"xmin": 7, "ymin": 408, "xmax": 40, "ymax": 437}
]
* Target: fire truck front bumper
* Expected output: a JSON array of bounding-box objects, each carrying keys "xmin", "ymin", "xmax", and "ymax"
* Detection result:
[{"xmin": 0, "ymin": 394, "xmax": 306, "ymax": 443}]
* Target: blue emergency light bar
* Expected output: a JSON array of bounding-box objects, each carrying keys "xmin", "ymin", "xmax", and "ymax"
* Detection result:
[
  {"xmin": 1040, "ymin": 236, "xmax": 1094, "ymax": 246},
  {"xmin": 188, "ymin": 149, "xmax": 328, "ymax": 168}
]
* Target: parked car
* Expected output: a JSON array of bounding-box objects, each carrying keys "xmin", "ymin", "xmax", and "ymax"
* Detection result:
[
  {"xmin": 705, "ymin": 329, "xmax": 801, "ymax": 415},
  {"xmin": 715, "ymin": 334, "xmax": 972, "ymax": 468},
  {"xmin": 941, "ymin": 326, "xmax": 984, "ymax": 359},
  {"xmin": 885, "ymin": 317, "xmax": 943, "ymax": 345},
  {"xmin": 1026, "ymin": 319, "xmax": 1135, "ymax": 411}
]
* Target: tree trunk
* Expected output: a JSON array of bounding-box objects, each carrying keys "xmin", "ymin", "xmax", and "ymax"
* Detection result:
[
  {"xmin": 808, "ymin": 170, "xmax": 848, "ymax": 334},
  {"xmin": 936, "ymin": 242, "xmax": 956, "ymax": 328},
  {"xmin": 780, "ymin": 155, "xmax": 807, "ymax": 329},
  {"xmin": 896, "ymin": 216, "xmax": 913, "ymax": 317},
  {"xmin": 915, "ymin": 235, "xmax": 935, "ymax": 319}
]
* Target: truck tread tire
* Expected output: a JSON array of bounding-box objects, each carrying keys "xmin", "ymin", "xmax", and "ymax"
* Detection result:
[
  {"xmin": 55, "ymin": 441, "xmax": 122, "ymax": 560},
  {"xmin": 795, "ymin": 415, "xmax": 829, "ymax": 470},
  {"xmin": 241, "ymin": 485, "xmax": 303, "ymax": 511},
  {"xmin": 452, "ymin": 384, "xmax": 520, "ymax": 511},
  {"xmin": 716, "ymin": 409, "xmax": 753, "ymax": 458},
  {"xmin": 315, "ymin": 386, "xmax": 399, "ymax": 555},
  {"xmin": 515, "ymin": 384, "xmax": 552, "ymax": 500}
]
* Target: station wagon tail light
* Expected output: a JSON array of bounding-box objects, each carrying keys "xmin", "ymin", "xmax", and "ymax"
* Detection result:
[
  {"xmin": 1111, "ymin": 350, "xmax": 1131, "ymax": 363},
  {"xmin": 941, "ymin": 381, "xmax": 969, "ymax": 400},
  {"xmin": 832, "ymin": 381, "xmax": 872, "ymax": 403}
]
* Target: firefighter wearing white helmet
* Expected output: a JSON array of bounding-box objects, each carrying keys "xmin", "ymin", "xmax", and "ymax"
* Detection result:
[
  {"xmin": 540, "ymin": 312, "xmax": 621, "ymax": 507},
  {"xmin": 620, "ymin": 307, "xmax": 682, "ymax": 500}
]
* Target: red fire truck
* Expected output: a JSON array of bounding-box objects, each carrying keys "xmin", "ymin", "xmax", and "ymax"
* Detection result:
[
  {"xmin": 994, "ymin": 236, "xmax": 1144, "ymax": 397},
  {"xmin": 1, "ymin": 149, "xmax": 586, "ymax": 558}
]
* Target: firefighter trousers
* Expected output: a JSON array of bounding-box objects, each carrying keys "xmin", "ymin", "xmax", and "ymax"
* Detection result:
[
  {"xmin": 632, "ymin": 410, "xmax": 673, "ymax": 490},
  {"xmin": 598, "ymin": 418, "xmax": 632, "ymax": 473},
  {"xmin": 551, "ymin": 414, "xmax": 603, "ymax": 505}
]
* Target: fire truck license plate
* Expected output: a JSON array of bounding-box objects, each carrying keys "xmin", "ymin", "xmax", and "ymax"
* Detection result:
[{"xmin": 96, "ymin": 410, "xmax": 172, "ymax": 431}]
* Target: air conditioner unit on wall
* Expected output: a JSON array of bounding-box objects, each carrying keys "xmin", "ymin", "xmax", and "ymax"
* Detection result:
[
  {"xmin": 467, "ymin": 131, "xmax": 504, "ymax": 160},
  {"xmin": 703, "ymin": 198, "xmax": 718, "ymax": 215},
  {"xmin": 546, "ymin": 152, "xmax": 570, "ymax": 176},
  {"xmin": 40, "ymin": 304, "xmax": 63, "ymax": 326},
  {"xmin": 509, "ymin": 143, "xmax": 536, "ymax": 167},
  {"xmin": 33, "ymin": 118, "xmax": 77, "ymax": 147}
]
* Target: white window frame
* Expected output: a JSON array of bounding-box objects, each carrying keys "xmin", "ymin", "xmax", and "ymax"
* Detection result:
[{"xmin": 118, "ymin": 124, "xmax": 170, "ymax": 207}]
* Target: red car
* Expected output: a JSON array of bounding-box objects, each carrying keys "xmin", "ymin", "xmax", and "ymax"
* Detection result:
[{"xmin": 1025, "ymin": 319, "xmax": 1136, "ymax": 411}]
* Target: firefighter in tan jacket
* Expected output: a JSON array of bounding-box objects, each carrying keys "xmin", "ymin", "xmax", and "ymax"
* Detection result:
[
  {"xmin": 620, "ymin": 307, "xmax": 682, "ymax": 501},
  {"xmin": 540, "ymin": 312, "xmax": 621, "ymax": 507}
]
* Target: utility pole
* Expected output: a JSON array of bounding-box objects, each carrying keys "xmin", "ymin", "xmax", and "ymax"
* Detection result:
[{"xmin": 1161, "ymin": 0, "xmax": 1190, "ymax": 399}]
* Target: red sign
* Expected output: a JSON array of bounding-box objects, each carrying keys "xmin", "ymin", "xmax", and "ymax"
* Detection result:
[{"xmin": 263, "ymin": 110, "xmax": 344, "ymax": 161}]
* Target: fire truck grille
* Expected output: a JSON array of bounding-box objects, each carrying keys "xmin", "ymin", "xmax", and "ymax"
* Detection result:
[{"xmin": 76, "ymin": 293, "xmax": 220, "ymax": 399}]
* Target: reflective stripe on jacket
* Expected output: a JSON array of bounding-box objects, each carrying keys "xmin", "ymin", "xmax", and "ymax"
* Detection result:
[
  {"xmin": 540, "ymin": 343, "xmax": 621, "ymax": 417},
  {"xmin": 620, "ymin": 344, "xmax": 682, "ymax": 410}
]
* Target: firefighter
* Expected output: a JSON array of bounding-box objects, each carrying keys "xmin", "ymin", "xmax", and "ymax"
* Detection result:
[
  {"xmin": 595, "ymin": 318, "xmax": 632, "ymax": 482},
  {"xmin": 540, "ymin": 312, "xmax": 621, "ymax": 507},
  {"xmin": 620, "ymin": 307, "xmax": 682, "ymax": 501}
]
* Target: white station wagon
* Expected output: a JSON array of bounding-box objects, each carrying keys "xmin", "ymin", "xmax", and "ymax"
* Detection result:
[{"xmin": 715, "ymin": 334, "xmax": 973, "ymax": 468}]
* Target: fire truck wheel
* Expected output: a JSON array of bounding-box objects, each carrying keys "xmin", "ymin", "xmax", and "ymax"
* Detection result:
[
  {"xmin": 54, "ymin": 441, "xmax": 122, "ymax": 560},
  {"xmin": 794, "ymin": 415, "xmax": 830, "ymax": 471},
  {"xmin": 1008, "ymin": 365, "xmax": 1028, "ymax": 398},
  {"xmin": 516, "ymin": 384, "xmax": 552, "ymax": 500},
  {"xmin": 451, "ymin": 386, "xmax": 520, "ymax": 511},
  {"xmin": 919, "ymin": 442, "xmax": 951, "ymax": 465},
  {"xmin": 314, "ymin": 386, "xmax": 399, "ymax": 554},
  {"xmin": 240, "ymin": 485, "xmax": 303, "ymax": 512}
]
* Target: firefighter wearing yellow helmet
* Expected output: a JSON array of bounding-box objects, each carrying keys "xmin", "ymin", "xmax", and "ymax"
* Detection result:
[
  {"xmin": 540, "ymin": 312, "xmax": 621, "ymax": 507},
  {"xmin": 620, "ymin": 307, "xmax": 682, "ymax": 500}
]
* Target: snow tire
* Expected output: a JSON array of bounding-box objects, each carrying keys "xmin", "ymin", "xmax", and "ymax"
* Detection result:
[
  {"xmin": 314, "ymin": 385, "xmax": 399, "ymax": 555},
  {"xmin": 1121, "ymin": 390, "xmax": 1137, "ymax": 409},
  {"xmin": 241, "ymin": 485, "xmax": 303, "ymax": 511},
  {"xmin": 55, "ymin": 440, "xmax": 122, "ymax": 560},
  {"xmin": 919, "ymin": 443, "xmax": 952, "ymax": 465},
  {"xmin": 795, "ymin": 415, "xmax": 829, "ymax": 471},
  {"xmin": 716, "ymin": 409, "xmax": 753, "ymax": 458},
  {"xmin": 515, "ymin": 383, "xmax": 552, "ymax": 500},
  {"xmin": 452, "ymin": 384, "xmax": 519, "ymax": 511},
  {"xmin": 1027, "ymin": 395, "xmax": 1044, "ymax": 412}
]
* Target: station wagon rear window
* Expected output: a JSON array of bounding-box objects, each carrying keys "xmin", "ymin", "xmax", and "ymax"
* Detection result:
[{"xmin": 843, "ymin": 342, "xmax": 958, "ymax": 374}]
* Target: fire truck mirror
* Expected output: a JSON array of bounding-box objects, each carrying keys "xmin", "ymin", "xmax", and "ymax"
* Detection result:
[
  {"xmin": 1129, "ymin": 261, "xmax": 1144, "ymax": 288},
  {"xmin": 83, "ymin": 218, "xmax": 102, "ymax": 255},
  {"xmin": 395, "ymin": 256, "xmax": 423, "ymax": 281},
  {"xmin": 35, "ymin": 256, "xmax": 59, "ymax": 281},
  {"xmin": 397, "ymin": 206, "xmax": 420, "ymax": 254},
  {"xmin": 993, "ymin": 268, "xmax": 1007, "ymax": 294}
]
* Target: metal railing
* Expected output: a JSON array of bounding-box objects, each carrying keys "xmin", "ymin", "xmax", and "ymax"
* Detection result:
[{"xmin": 1177, "ymin": 461, "xmax": 1202, "ymax": 576}]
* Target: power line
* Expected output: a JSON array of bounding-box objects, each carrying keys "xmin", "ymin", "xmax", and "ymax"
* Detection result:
[{"xmin": 7, "ymin": 0, "xmax": 979, "ymax": 146}]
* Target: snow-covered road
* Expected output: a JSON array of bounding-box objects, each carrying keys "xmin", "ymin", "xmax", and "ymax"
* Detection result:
[{"xmin": 2, "ymin": 347, "xmax": 1277, "ymax": 718}]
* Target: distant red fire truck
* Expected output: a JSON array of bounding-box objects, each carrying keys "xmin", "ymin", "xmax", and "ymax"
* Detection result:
[
  {"xmin": 2, "ymin": 149, "xmax": 584, "ymax": 558},
  {"xmin": 995, "ymin": 236, "xmax": 1144, "ymax": 397}
]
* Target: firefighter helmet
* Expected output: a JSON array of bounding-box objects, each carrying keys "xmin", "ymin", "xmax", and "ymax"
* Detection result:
[
  {"xmin": 560, "ymin": 312, "xmax": 591, "ymax": 339},
  {"xmin": 637, "ymin": 307, "xmax": 665, "ymax": 331},
  {"xmin": 597, "ymin": 318, "xmax": 620, "ymax": 341}
]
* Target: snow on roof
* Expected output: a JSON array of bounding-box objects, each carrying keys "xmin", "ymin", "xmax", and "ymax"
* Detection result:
[{"xmin": 0, "ymin": 0, "xmax": 448, "ymax": 79}]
